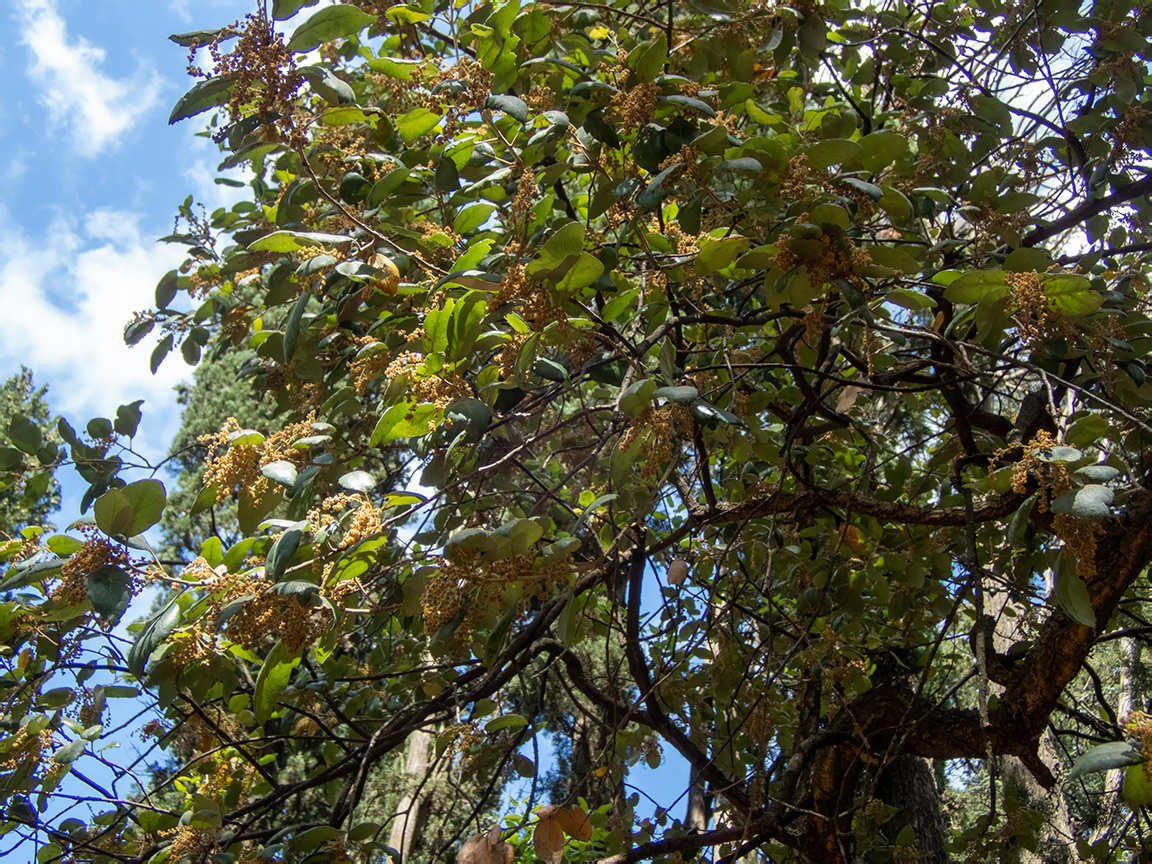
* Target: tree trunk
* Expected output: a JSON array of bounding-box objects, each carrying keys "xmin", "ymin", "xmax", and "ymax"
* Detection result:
[
  {"xmin": 1090, "ymin": 636, "xmax": 1138, "ymax": 846},
  {"xmin": 685, "ymin": 764, "xmax": 711, "ymax": 832},
  {"xmin": 991, "ymin": 588, "xmax": 1076, "ymax": 864},
  {"xmin": 388, "ymin": 728, "xmax": 434, "ymax": 861},
  {"xmin": 875, "ymin": 755, "xmax": 948, "ymax": 864}
]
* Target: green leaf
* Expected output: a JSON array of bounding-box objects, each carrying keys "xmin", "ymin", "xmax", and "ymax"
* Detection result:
[
  {"xmin": 1051, "ymin": 484, "xmax": 1113, "ymax": 521},
  {"xmin": 370, "ymin": 402, "xmax": 439, "ymax": 445},
  {"xmin": 1003, "ymin": 248, "xmax": 1053, "ymax": 272},
  {"xmin": 654, "ymin": 386, "xmax": 698, "ymax": 403},
  {"xmin": 254, "ymin": 640, "xmax": 301, "ymax": 723},
  {"xmin": 300, "ymin": 65, "xmax": 356, "ymax": 106},
  {"xmin": 1043, "ymin": 274, "xmax": 1102, "ymax": 316},
  {"xmin": 943, "ymin": 270, "xmax": 1006, "ymax": 303},
  {"xmin": 483, "ymin": 600, "xmax": 519, "ymax": 666},
  {"xmin": 386, "ymin": 4, "xmax": 431, "ymax": 23},
  {"xmin": 1067, "ymin": 741, "xmax": 1144, "ymax": 781},
  {"xmin": 262, "ymin": 461, "xmax": 299, "ymax": 487},
  {"xmin": 284, "ymin": 291, "xmax": 311, "ymax": 364},
  {"xmin": 659, "ymin": 94, "xmax": 717, "ymax": 117},
  {"xmin": 454, "ymin": 203, "xmax": 496, "ymax": 234},
  {"xmin": 124, "ymin": 318, "xmax": 154, "ymax": 346},
  {"xmin": 247, "ymin": 231, "xmax": 352, "ymax": 252},
  {"xmin": 368, "ymin": 167, "xmax": 412, "ymax": 206},
  {"xmin": 268, "ymin": 580, "xmax": 321, "ymax": 600},
  {"xmin": 128, "ymin": 598, "xmax": 182, "ymax": 678},
  {"xmin": 8, "ymin": 415, "xmax": 43, "ymax": 455},
  {"xmin": 266, "ymin": 528, "xmax": 303, "ymax": 581},
  {"xmin": 805, "ymin": 139, "xmax": 861, "ymax": 170},
  {"xmin": 396, "ymin": 107, "xmax": 442, "ymax": 142},
  {"xmin": 619, "ymin": 379, "xmax": 657, "ymax": 417},
  {"xmin": 151, "ymin": 334, "xmax": 174, "ymax": 374},
  {"xmin": 556, "ymin": 254, "xmax": 604, "ymax": 291},
  {"xmin": 85, "ymin": 566, "xmax": 132, "ymax": 620},
  {"xmin": 238, "ymin": 487, "xmax": 283, "ymax": 536},
  {"xmin": 885, "ymin": 288, "xmax": 935, "ymax": 310},
  {"xmin": 695, "ymin": 236, "xmax": 751, "ymax": 275},
  {"xmin": 338, "ymin": 470, "xmax": 376, "ymax": 492},
  {"xmin": 434, "ymin": 156, "xmax": 460, "ymax": 191},
  {"xmin": 114, "ymin": 401, "xmax": 144, "ymax": 438},
  {"xmin": 584, "ymin": 107, "xmax": 621, "ymax": 148},
  {"xmin": 858, "ymin": 131, "xmax": 908, "ymax": 172},
  {"xmin": 630, "ymin": 32, "xmax": 668, "ymax": 82},
  {"xmin": 169, "ymin": 76, "xmax": 235, "ymax": 124},
  {"xmin": 286, "ymin": 5, "xmax": 375, "ymax": 53},
  {"xmin": 50, "ymin": 739, "xmax": 86, "ymax": 764},
  {"xmin": 40, "ymin": 688, "xmax": 76, "ymax": 708},
  {"xmin": 485, "ymin": 714, "xmax": 529, "ymax": 732},
  {"xmin": 1075, "ymin": 464, "xmax": 1120, "ymax": 483},
  {"xmin": 1055, "ymin": 564, "xmax": 1096, "ymax": 627},
  {"xmin": 715, "ymin": 158, "xmax": 762, "ymax": 177},
  {"xmin": 485, "ymin": 94, "xmax": 528, "ymax": 123},
  {"xmin": 839, "ymin": 177, "xmax": 883, "ymax": 201},
  {"xmin": 168, "ymin": 28, "xmax": 232, "ymax": 47},
  {"xmin": 366, "ymin": 57, "xmax": 422, "ymax": 80},
  {"xmin": 191, "ymin": 483, "xmax": 218, "ymax": 517},
  {"xmin": 273, "ymin": 0, "xmax": 321, "ymax": 19},
  {"xmin": 87, "ymin": 417, "xmax": 113, "ymax": 440},
  {"xmin": 865, "ymin": 246, "xmax": 920, "ymax": 275},
  {"xmin": 93, "ymin": 480, "xmax": 166, "ymax": 538},
  {"xmin": 445, "ymin": 527, "xmax": 498, "ymax": 559}
]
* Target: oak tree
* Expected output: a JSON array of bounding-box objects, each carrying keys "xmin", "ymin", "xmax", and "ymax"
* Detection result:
[{"xmin": 5, "ymin": 0, "xmax": 1152, "ymax": 862}]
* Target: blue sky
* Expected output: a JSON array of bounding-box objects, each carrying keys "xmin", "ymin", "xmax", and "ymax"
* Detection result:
[{"xmin": 0, "ymin": 0, "xmax": 256, "ymax": 467}]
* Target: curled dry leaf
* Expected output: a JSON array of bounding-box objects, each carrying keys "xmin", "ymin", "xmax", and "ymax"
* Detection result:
[
  {"xmin": 370, "ymin": 252, "xmax": 401, "ymax": 294},
  {"xmin": 667, "ymin": 559, "xmax": 688, "ymax": 586},
  {"xmin": 457, "ymin": 828, "xmax": 514, "ymax": 864}
]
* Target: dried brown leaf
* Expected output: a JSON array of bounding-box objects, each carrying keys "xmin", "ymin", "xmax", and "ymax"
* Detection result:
[
  {"xmin": 457, "ymin": 830, "xmax": 513, "ymax": 864},
  {"xmin": 554, "ymin": 805, "xmax": 592, "ymax": 841},
  {"xmin": 533, "ymin": 813, "xmax": 565, "ymax": 864}
]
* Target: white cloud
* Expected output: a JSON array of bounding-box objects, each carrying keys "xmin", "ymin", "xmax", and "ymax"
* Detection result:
[
  {"xmin": 4, "ymin": 150, "xmax": 30, "ymax": 183},
  {"xmin": 169, "ymin": 0, "xmax": 192, "ymax": 22},
  {"xmin": 13, "ymin": 0, "xmax": 164, "ymax": 156},
  {"xmin": 181, "ymin": 139, "xmax": 254, "ymax": 214},
  {"xmin": 0, "ymin": 205, "xmax": 189, "ymax": 465}
]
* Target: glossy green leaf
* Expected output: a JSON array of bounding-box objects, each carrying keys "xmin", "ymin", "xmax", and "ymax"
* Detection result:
[
  {"xmin": 247, "ymin": 231, "xmax": 352, "ymax": 252},
  {"xmin": 273, "ymin": 0, "xmax": 321, "ymax": 19},
  {"xmin": 254, "ymin": 640, "xmax": 301, "ymax": 723},
  {"xmin": 1068, "ymin": 741, "xmax": 1144, "ymax": 781},
  {"xmin": 485, "ymin": 94, "xmax": 528, "ymax": 123},
  {"xmin": 266, "ymin": 528, "xmax": 303, "ymax": 581},
  {"xmin": 286, "ymin": 5, "xmax": 374, "ymax": 53},
  {"xmin": 127, "ymin": 598, "xmax": 182, "ymax": 678},
  {"xmin": 1051, "ymin": 484, "xmax": 1113, "ymax": 521},
  {"xmin": 8, "ymin": 415, "xmax": 42, "ymax": 455},
  {"xmin": 944, "ymin": 270, "xmax": 1007, "ymax": 303},
  {"xmin": 85, "ymin": 566, "xmax": 132, "ymax": 620},
  {"xmin": 169, "ymin": 76, "xmax": 235, "ymax": 124}
]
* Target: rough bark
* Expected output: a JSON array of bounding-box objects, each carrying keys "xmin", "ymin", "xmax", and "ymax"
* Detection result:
[
  {"xmin": 875, "ymin": 756, "xmax": 947, "ymax": 864},
  {"xmin": 990, "ymin": 588, "xmax": 1075, "ymax": 864}
]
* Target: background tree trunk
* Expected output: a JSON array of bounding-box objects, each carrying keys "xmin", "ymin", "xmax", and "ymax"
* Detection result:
[
  {"xmin": 388, "ymin": 728, "xmax": 434, "ymax": 861},
  {"xmin": 992, "ymin": 587, "xmax": 1075, "ymax": 864},
  {"xmin": 1090, "ymin": 636, "xmax": 1138, "ymax": 847},
  {"xmin": 875, "ymin": 755, "xmax": 948, "ymax": 864}
]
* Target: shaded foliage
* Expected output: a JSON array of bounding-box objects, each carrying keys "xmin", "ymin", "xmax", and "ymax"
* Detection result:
[{"xmin": 5, "ymin": 1, "xmax": 1152, "ymax": 863}]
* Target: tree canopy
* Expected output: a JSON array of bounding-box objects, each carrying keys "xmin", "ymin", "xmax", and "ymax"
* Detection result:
[{"xmin": 5, "ymin": 0, "xmax": 1152, "ymax": 861}]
